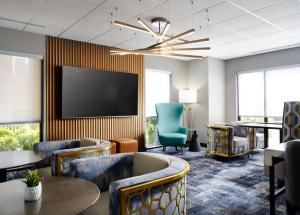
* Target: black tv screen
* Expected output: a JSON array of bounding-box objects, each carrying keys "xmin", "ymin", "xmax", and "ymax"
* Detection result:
[{"xmin": 59, "ymin": 66, "xmax": 138, "ymax": 118}]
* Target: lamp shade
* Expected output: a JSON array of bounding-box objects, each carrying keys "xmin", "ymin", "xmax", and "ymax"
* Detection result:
[{"xmin": 179, "ymin": 89, "xmax": 197, "ymax": 103}]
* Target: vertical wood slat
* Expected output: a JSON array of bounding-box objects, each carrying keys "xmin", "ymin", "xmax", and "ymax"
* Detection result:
[{"xmin": 46, "ymin": 36, "xmax": 145, "ymax": 148}]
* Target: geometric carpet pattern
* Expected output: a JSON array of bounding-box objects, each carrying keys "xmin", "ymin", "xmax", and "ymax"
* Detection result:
[{"xmin": 149, "ymin": 147, "xmax": 287, "ymax": 215}]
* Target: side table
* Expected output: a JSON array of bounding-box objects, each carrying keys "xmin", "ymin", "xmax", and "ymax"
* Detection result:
[
  {"xmin": 110, "ymin": 138, "xmax": 138, "ymax": 153},
  {"xmin": 188, "ymin": 129, "xmax": 202, "ymax": 152}
]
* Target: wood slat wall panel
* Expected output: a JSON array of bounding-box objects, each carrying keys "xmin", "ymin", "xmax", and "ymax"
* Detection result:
[{"xmin": 46, "ymin": 37, "xmax": 145, "ymax": 148}]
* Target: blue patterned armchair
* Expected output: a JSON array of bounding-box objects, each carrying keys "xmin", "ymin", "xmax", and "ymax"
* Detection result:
[
  {"xmin": 70, "ymin": 152, "xmax": 190, "ymax": 215},
  {"xmin": 207, "ymin": 123, "xmax": 250, "ymax": 159},
  {"xmin": 34, "ymin": 139, "xmax": 112, "ymax": 176},
  {"xmin": 264, "ymin": 101, "xmax": 300, "ymax": 180},
  {"xmin": 282, "ymin": 101, "xmax": 300, "ymax": 142}
]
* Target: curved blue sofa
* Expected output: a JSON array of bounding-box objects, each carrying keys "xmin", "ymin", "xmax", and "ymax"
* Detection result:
[{"xmin": 70, "ymin": 152, "xmax": 190, "ymax": 215}]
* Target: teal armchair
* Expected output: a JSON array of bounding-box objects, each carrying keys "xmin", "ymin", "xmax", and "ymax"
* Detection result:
[{"xmin": 155, "ymin": 103, "xmax": 187, "ymax": 154}]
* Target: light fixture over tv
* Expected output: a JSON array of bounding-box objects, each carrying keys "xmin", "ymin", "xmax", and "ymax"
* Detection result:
[{"xmin": 58, "ymin": 66, "xmax": 138, "ymax": 118}]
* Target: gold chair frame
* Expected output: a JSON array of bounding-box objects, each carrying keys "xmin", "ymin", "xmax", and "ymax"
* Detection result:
[
  {"xmin": 119, "ymin": 160, "xmax": 190, "ymax": 215},
  {"xmin": 55, "ymin": 144, "xmax": 112, "ymax": 176}
]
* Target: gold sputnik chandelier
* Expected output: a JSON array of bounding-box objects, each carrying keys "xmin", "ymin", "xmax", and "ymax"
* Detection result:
[{"xmin": 110, "ymin": 17, "xmax": 210, "ymax": 59}]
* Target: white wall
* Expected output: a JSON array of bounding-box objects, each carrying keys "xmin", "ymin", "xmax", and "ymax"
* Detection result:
[
  {"xmin": 144, "ymin": 56, "xmax": 188, "ymax": 102},
  {"xmin": 187, "ymin": 57, "xmax": 226, "ymax": 143},
  {"xmin": 208, "ymin": 57, "xmax": 225, "ymax": 124},
  {"xmin": 225, "ymin": 46, "xmax": 300, "ymax": 122},
  {"xmin": 0, "ymin": 27, "xmax": 45, "ymax": 57},
  {"xmin": 187, "ymin": 58, "xmax": 209, "ymax": 143}
]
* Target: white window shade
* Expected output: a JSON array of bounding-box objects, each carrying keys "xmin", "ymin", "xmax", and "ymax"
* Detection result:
[
  {"xmin": 145, "ymin": 69, "xmax": 170, "ymax": 117},
  {"xmin": 238, "ymin": 72, "xmax": 264, "ymax": 116},
  {"xmin": 0, "ymin": 54, "xmax": 41, "ymax": 123},
  {"xmin": 266, "ymin": 67, "xmax": 300, "ymax": 117}
]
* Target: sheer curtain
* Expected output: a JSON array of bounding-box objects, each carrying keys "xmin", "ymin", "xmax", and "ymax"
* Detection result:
[
  {"xmin": 145, "ymin": 69, "xmax": 171, "ymax": 117},
  {"xmin": 238, "ymin": 71, "xmax": 265, "ymax": 117},
  {"xmin": 238, "ymin": 66, "xmax": 300, "ymax": 118},
  {"xmin": 0, "ymin": 54, "xmax": 41, "ymax": 123},
  {"xmin": 266, "ymin": 67, "xmax": 300, "ymax": 117}
]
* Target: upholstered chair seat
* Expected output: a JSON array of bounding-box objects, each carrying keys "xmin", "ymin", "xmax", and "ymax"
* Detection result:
[
  {"xmin": 159, "ymin": 133, "xmax": 187, "ymax": 145},
  {"xmin": 233, "ymin": 136, "xmax": 249, "ymax": 154},
  {"xmin": 233, "ymin": 136, "xmax": 248, "ymax": 146}
]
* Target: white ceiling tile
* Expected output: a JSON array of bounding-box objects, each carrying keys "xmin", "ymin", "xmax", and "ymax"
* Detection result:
[
  {"xmin": 92, "ymin": 27, "xmax": 140, "ymax": 48},
  {"xmin": 0, "ymin": 19, "xmax": 25, "ymax": 30},
  {"xmin": 113, "ymin": 35, "xmax": 156, "ymax": 50},
  {"xmin": 227, "ymin": 0, "xmax": 286, "ymax": 11},
  {"xmin": 61, "ymin": 8, "xmax": 111, "ymax": 42},
  {"xmin": 255, "ymin": 0, "xmax": 300, "ymax": 21},
  {"xmin": 0, "ymin": 0, "xmax": 44, "ymax": 22},
  {"xmin": 238, "ymin": 23, "xmax": 278, "ymax": 37},
  {"xmin": 30, "ymin": 0, "xmax": 96, "ymax": 29},
  {"xmin": 273, "ymin": 13, "xmax": 300, "ymax": 29},
  {"xmin": 24, "ymin": 25, "xmax": 63, "ymax": 37},
  {"xmin": 193, "ymin": 0, "xmax": 224, "ymax": 13},
  {"xmin": 202, "ymin": 2, "xmax": 246, "ymax": 24},
  {"xmin": 287, "ymin": 25, "xmax": 300, "ymax": 35},
  {"xmin": 100, "ymin": 0, "xmax": 165, "ymax": 22},
  {"xmin": 217, "ymin": 14, "xmax": 264, "ymax": 31},
  {"xmin": 79, "ymin": 0, "xmax": 106, "ymax": 5},
  {"xmin": 210, "ymin": 33, "xmax": 244, "ymax": 46},
  {"xmin": 194, "ymin": 25, "xmax": 230, "ymax": 39},
  {"xmin": 256, "ymin": 31, "xmax": 288, "ymax": 43}
]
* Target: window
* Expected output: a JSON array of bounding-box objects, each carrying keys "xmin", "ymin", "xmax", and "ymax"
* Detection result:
[
  {"xmin": 238, "ymin": 66, "xmax": 300, "ymax": 145},
  {"xmin": 238, "ymin": 72, "xmax": 264, "ymax": 117},
  {"xmin": 266, "ymin": 67, "xmax": 300, "ymax": 117},
  {"xmin": 238, "ymin": 66, "xmax": 300, "ymax": 119},
  {"xmin": 0, "ymin": 53, "xmax": 42, "ymax": 151},
  {"xmin": 145, "ymin": 69, "xmax": 171, "ymax": 148}
]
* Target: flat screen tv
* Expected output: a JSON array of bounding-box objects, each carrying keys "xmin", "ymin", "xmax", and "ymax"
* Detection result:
[{"xmin": 59, "ymin": 66, "xmax": 138, "ymax": 118}]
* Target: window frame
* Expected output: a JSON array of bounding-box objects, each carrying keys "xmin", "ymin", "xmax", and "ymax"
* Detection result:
[
  {"xmin": 144, "ymin": 68, "xmax": 172, "ymax": 149},
  {"xmin": 236, "ymin": 64, "xmax": 300, "ymax": 124},
  {"xmin": 0, "ymin": 50, "xmax": 44, "ymax": 142}
]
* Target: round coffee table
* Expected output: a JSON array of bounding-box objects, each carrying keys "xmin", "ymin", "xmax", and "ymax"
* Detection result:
[
  {"xmin": 0, "ymin": 176, "xmax": 100, "ymax": 215},
  {"xmin": 0, "ymin": 150, "xmax": 45, "ymax": 182}
]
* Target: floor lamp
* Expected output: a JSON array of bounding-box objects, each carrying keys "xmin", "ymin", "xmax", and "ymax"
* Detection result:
[
  {"xmin": 179, "ymin": 89, "xmax": 201, "ymax": 152},
  {"xmin": 179, "ymin": 89, "xmax": 197, "ymax": 128}
]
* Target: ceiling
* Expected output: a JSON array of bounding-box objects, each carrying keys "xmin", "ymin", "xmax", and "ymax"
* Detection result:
[{"xmin": 0, "ymin": 0, "xmax": 299, "ymax": 60}]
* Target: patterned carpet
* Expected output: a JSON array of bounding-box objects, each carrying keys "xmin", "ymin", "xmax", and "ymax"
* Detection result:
[{"xmin": 149, "ymin": 147, "xmax": 286, "ymax": 215}]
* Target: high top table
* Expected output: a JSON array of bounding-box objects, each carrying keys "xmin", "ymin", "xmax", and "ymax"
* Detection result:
[
  {"xmin": 238, "ymin": 122, "xmax": 282, "ymax": 148},
  {"xmin": 0, "ymin": 176, "xmax": 100, "ymax": 215},
  {"xmin": 0, "ymin": 150, "xmax": 45, "ymax": 182}
]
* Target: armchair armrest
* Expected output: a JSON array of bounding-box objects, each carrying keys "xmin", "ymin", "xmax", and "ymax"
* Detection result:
[
  {"xmin": 179, "ymin": 126, "xmax": 187, "ymax": 134},
  {"xmin": 207, "ymin": 125, "xmax": 234, "ymax": 156},
  {"xmin": 52, "ymin": 142, "xmax": 112, "ymax": 176}
]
